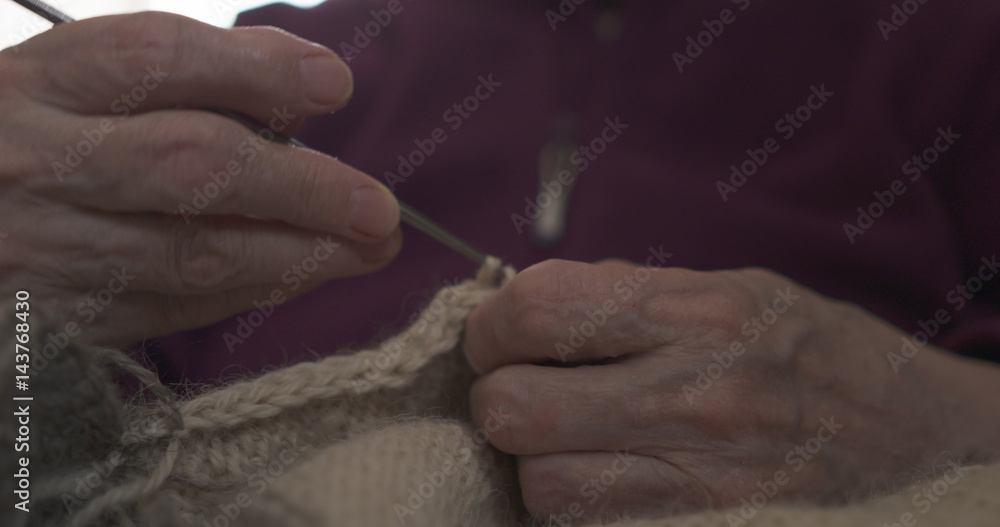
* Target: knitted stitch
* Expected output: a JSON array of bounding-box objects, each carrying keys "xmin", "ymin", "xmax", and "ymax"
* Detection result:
[{"xmin": 2, "ymin": 257, "xmax": 998, "ymax": 527}]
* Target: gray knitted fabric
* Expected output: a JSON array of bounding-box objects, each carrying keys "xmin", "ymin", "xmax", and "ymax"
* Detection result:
[{"xmin": 2, "ymin": 259, "xmax": 998, "ymax": 527}]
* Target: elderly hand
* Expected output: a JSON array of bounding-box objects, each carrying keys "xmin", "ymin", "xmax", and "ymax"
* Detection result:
[
  {"xmin": 0, "ymin": 12, "xmax": 400, "ymax": 345},
  {"xmin": 465, "ymin": 259, "xmax": 1000, "ymax": 524}
]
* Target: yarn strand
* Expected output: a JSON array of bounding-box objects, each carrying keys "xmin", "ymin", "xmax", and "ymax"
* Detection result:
[{"xmin": 59, "ymin": 256, "xmax": 514, "ymax": 526}]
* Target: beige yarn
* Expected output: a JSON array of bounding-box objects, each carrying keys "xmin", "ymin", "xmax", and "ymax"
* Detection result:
[
  {"xmin": 3, "ymin": 256, "xmax": 999, "ymax": 527},
  {"xmin": 3, "ymin": 257, "xmax": 519, "ymax": 526}
]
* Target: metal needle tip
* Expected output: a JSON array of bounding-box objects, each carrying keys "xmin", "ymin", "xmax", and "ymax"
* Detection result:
[
  {"xmin": 399, "ymin": 204, "xmax": 486, "ymax": 265},
  {"xmin": 12, "ymin": 0, "xmax": 73, "ymax": 24}
]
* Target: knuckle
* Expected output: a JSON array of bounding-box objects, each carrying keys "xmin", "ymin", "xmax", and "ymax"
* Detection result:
[
  {"xmin": 166, "ymin": 224, "xmax": 241, "ymax": 290},
  {"xmin": 230, "ymin": 26, "xmax": 302, "ymax": 87},
  {"xmin": 706, "ymin": 289, "xmax": 750, "ymax": 331},
  {"xmin": 280, "ymin": 154, "xmax": 327, "ymax": 222},
  {"xmin": 504, "ymin": 259, "xmax": 580, "ymax": 336},
  {"xmin": 251, "ymin": 149, "xmax": 330, "ymax": 227},
  {"xmin": 149, "ymin": 116, "xmax": 238, "ymax": 200},
  {"xmin": 469, "ymin": 369, "xmax": 533, "ymax": 454},
  {"xmin": 679, "ymin": 274, "xmax": 754, "ymax": 336},
  {"xmin": 103, "ymin": 12, "xmax": 188, "ymax": 76},
  {"xmin": 513, "ymin": 259, "xmax": 580, "ymax": 303}
]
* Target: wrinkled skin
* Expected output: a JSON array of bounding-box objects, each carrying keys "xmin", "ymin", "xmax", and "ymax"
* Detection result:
[
  {"xmin": 0, "ymin": 12, "xmax": 400, "ymax": 345},
  {"xmin": 465, "ymin": 259, "xmax": 1000, "ymax": 523},
  {"xmin": 4, "ymin": 11, "xmax": 999, "ymax": 524}
]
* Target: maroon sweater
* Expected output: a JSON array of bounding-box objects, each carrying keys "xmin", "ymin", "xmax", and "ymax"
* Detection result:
[{"xmin": 150, "ymin": 0, "xmax": 1000, "ymax": 384}]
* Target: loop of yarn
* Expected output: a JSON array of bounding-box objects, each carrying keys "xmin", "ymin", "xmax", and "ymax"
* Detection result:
[
  {"xmin": 8, "ymin": 257, "xmax": 1000, "ymax": 527},
  {"xmin": 23, "ymin": 256, "xmax": 515, "ymax": 526}
]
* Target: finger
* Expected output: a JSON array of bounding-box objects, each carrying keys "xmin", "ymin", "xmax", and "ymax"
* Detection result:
[
  {"xmin": 73, "ymin": 281, "xmax": 324, "ymax": 346},
  {"xmin": 465, "ymin": 259, "xmax": 731, "ymax": 373},
  {"xmin": 470, "ymin": 362, "xmax": 678, "ymax": 455},
  {"xmin": 11, "ymin": 12, "xmax": 353, "ymax": 121},
  {"xmin": 28, "ymin": 110, "xmax": 400, "ymax": 241},
  {"xmin": 470, "ymin": 359, "xmax": 736, "ymax": 455},
  {"xmin": 517, "ymin": 451, "xmax": 693, "ymax": 522},
  {"xmin": 519, "ymin": 447, "xmax": 839, "ymax": 523},
  {"xmin": 470, "ymin": 357, "xmax": 803, "ymax": 457},
  {"xmin": 19, "ymin": 205, "xmax": 401, "ymax": 296},
  {"xmin": 97, "ymin": 214, "xmax": 402, "ymax": 296}
]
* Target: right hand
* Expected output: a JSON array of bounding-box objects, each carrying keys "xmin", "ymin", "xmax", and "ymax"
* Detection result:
[{"xmin": 0, "ymin": 12, "xmax": 402, "ymax": 345}]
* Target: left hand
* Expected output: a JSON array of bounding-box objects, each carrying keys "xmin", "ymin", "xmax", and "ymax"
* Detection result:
[
  {"xmin": 0, "ymin": 13, "xmax": 401, "ymax": 345},
  {"xmin": 464, "ymin": 259, "xmax": 1000, "ymax": 524}
]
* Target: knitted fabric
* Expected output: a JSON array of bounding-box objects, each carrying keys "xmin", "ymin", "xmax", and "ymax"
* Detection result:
[{"xmin": 2, "ymin": 257, "xmax": 999, "ymax": 527}]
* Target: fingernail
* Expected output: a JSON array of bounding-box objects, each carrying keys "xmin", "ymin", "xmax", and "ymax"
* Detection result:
[
  {"xmin": 359, "ymin": 231, "xmax": 404, "ymax": 264},
  {"xmin": 348, "ymin": 186, "xmax": 399, "ymax": 238},
  {"xmin": 300, "ymin": 55, "xmax": 354, "ymax": 108}
]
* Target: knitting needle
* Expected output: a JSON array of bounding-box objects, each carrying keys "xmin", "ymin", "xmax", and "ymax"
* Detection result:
[
  {"xmin": 10, "ymin": 0, "xmax": 489, "ymax": 266},
  {"xmin": 11, "ymin": 0, "xmax": 72, "ymax": 24},
  {"xmin": 228, "ymin": 111, "xmax": 490, "ymax": 265}
]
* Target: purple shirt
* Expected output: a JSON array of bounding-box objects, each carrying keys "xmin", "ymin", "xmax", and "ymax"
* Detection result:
[{"xmin": 151, "ymin": 0, "xmax": 1000, "ymax": 384}]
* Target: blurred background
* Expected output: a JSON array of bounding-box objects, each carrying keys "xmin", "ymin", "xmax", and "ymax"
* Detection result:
[{"xmin": 0, "ymin": 0, "xmax": 325, "ymax": 47}]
